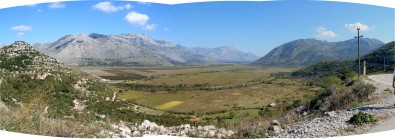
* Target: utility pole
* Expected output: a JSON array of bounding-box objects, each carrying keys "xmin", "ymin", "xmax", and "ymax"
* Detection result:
[
  {"xmin": 355, "ymin": 28, "xmax": 363, "ymax": 77},
  {"xmin": 384, "ymin": 56, "xmax": 385, "ymax": 73}
]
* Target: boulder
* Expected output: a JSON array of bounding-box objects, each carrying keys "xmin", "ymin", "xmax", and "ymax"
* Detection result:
[
  {"xmin": 272, "ymin": 120, "xmax": 281, "ymax": 125},
  {"xmin": 325, "ymin": 111, "xmax": 337, "ymax": 118},
  {"xmin": 140, "ymin": 120, "xmax": 159, "ymax": 131},
  {"xmin": 208, "ymin": 130, "xmax": 216, "ymax": 137},
  {"xmin": 268, "ymin": 103, "xmax": 276, "ymax": 107},
  {"xmin": 268, "ymin": 125, "xmax": 283, "ymax": 134},
  {"xmin": 203, "ymin": 125, "xmax": 216, "ymax": 131}
]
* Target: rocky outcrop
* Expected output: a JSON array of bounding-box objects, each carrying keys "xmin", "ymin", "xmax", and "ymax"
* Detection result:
[{"xmin": 101, "ymin": 120, "xmax": 235, "ymax": 138}]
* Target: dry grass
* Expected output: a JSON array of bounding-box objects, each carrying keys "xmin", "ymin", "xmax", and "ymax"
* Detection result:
[
  {"xmin": 119, "ymin": 78, "xmax": 316, "ymax": 113},
  {"xmin": 0, "ymin": 94, "xmax": 110, "ymax": 138},
  {"xmin": 145, "ymin": 67, "xmax": 296, "ymax": 87}
]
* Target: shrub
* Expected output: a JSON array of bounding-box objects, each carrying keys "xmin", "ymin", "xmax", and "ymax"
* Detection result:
[
  {"xmin": 292, "ymin": 99, "xmax": 303, "ymax": 108},
  {"xmin": 308, "ymin": 81, "xmax": 376, "ymax": 112},
  {"xmin": 349, "ymin": 112, "xmax": 378, "ymax": 125},
  {"xmin": 319, "ymin": 76, "xmax": 341, "ymax": 87}
]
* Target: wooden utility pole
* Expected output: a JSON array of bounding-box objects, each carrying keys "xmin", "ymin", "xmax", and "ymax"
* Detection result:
[
  {"xmin": 384, "ymin": 57, "xmax": 386, "ymax": 73},
  {"xmin": 355, "ymin": 28, "xmax": 363, "ymax": 77}
]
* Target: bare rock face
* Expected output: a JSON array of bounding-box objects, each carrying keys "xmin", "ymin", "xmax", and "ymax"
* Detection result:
[{"xmin": 34, "ymin": 33, "xmax": 259, "ymax": 66}]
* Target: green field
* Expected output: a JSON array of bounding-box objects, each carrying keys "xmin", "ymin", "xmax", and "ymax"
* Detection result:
[
  {"xmin": 117, "ymin": 78, "xmax": 315, "ymax": 113},
  {"xmin": 81, "ymin": 64, "xmax": 318, "ymax": 128}
]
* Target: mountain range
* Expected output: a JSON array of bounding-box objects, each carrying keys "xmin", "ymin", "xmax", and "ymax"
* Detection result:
[
  {"xmin": 33, "ymin": 33, "xmax": 259, "ymax": 66},
  {"xmin": 252, "ymin": 38, "xmax": 384, "ymax": 67}
]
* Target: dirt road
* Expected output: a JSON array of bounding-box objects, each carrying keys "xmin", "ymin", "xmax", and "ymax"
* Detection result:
[
  {"xmin": 368, "ymin": 74, "xmax": 393, "ymax": 86},
  {"xmin": 368, "ymin": 74, "xmax": 395, "ymax": 133}
]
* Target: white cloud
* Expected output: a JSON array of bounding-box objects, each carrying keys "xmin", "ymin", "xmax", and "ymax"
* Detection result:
[
  {"xmin": 125, "ymin": 11, "xmax": 149, "ymax": 26},
  {"xmin": 92, "ymin": 2, "xmax": 133, "ymax": 13},
  {"xmin": 125, "ymin": 4, "xmax": 132, "ymax": 10},
  {"xmin": 37, "ymin": 9, "xmax": 42, "ymax": 12},
  {"xmin": 143, "ymin": 24, "xmax": 157, "ymax": 30},
  {"xmin": 17, "ymin": 32, "xmax": 24, "ymax": 37},
  {"xmin": 138, "ymin": 2, "xmax": 151, "ymax": 6},
  {"xmin": 315, "ymin": 27, "xmax": 336, "ymax": 38},
  {"xmin": 164, "ymin": 28, "xmax": 170, "ymax": 31},
  {"xmin": 26, "ymin": 4, "xmax": 37, "ymax": 7},
  {"xmin": 345, "ymin": 22, "xmax": 370, "ymax": 31},
  {"xmin": 48, "ymin": 2, "xmax": 65, "ymax": 9},
  {"xmin": 11, "ymin": 25, "xmax": 32, "ymax": 31}
]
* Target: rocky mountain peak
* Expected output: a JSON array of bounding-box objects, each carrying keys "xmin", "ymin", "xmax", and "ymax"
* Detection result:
[
  {"xmin": 1, "ymin": 41, "xmax": 70, "ymax": 74},
  {"xmin": 34, "ymin": 33, "xmax": 259, "ymax": 66},
  {"xmin": 8, "ymin": 41, "xmax": 33, "ymax": 51},
  {"xmin": 216, "ymin": 46, "xmax": 240, "ymax": 52}
]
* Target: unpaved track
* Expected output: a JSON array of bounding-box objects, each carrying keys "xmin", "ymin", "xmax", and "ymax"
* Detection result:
[
  {"xmin": 368, "ymin": 74, "xmax": 395, "ymax": 133},
  {"xmin": 369, "ymin": 74, "xmax": 393, "ymax": 86}
]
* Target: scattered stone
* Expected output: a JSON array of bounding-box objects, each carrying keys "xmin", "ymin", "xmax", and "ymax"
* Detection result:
[
  {"xmin": 275, "ymin": 79, "xmax": 395, "ymax": 138},
  {"xmin": 101, "ymin": 120, "xmax": 234, "ymax": 138},
  {"xmin": 325, "ymin": 111, "xmax": 337, "ymax": 118},
  {"xmin": 268, "ymin": 103, "xmax": 276, "ymax": 107}
]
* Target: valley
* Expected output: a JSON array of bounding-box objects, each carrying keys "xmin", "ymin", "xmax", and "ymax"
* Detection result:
[
  {"xmin": 0, "ymin": 40, "xmax": 393, "ymax": 138},
  {"xmin": 74, "ymin": 65, "xmax": 317, "ymax": 122}
]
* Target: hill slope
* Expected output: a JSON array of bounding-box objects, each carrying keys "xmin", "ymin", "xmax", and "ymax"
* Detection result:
[
  {"xmin": 361, "ymin": 41, "xmax": 395, "ymax": 73},
  {"xmin": 291, "ymin": 41, "xmax": 394, "ymax": 79},
  {"xmin": 252, "ymin": 38, "xmax": 384, "ymax": 67},
  {"xmin": 34, "ymin": 33, "xmax": 259, "ymax": 66}
]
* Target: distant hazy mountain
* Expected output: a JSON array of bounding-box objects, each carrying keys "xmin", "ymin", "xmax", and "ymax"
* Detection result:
[
  {"xmin": 34, "ymin": 33, "xmax": 258, "ymax": 66},
  {"xmin": 0, "ymin": 43, "xmax": 4, "ymax": 48},
  {"xmin": 252, "ymin": 38, "xmax": 384, "ymax": 67}
]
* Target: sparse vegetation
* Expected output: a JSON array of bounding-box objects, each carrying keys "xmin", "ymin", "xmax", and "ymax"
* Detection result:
[
  {"xmin": 1, "ymin": 40, "xmax": 390, "ymax": 138},
  {"xmin": 349, "ymin": 112, "xmax": 378, "ymax": 125}
]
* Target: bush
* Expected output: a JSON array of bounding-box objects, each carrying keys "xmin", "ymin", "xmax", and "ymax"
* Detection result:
[
  {"xmin": 349, "ymin": 112, "xmax": 378, "ymax": 125},
  {"xmin": 308, "ymin": 81, "xmax": 376, "ymax": 112},
  {"xmin": 318, "ymin": 76, "xmax": 341, "ymax": 87}
]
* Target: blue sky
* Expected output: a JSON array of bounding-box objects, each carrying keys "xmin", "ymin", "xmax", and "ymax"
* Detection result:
[{"xmin": 0, "ymin": 0, "xmax": 394, "ymax": 56}]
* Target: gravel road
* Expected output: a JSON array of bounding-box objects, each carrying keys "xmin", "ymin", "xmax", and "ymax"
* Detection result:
[
  {"xmin": 276, "ymin": 74, "xmax": 395, "ymax": 138},
  {"xmin": 367, "ymin": 74, "xmax": 395, "ymax": 133}
]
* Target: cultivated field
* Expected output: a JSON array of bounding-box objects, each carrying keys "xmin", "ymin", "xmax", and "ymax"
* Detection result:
[
  {"xmin": 75, "ymin": 64, "xmax": 320, "ymax": 127},
  {"xmin": 80, "ymin": 65, "xmax": 315, "ymax": 113},
  {"xmin": 117, "ymin": 78, "xmax": 316, "ymax": 113}
]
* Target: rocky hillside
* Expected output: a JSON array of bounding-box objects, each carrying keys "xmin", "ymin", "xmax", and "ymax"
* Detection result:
[
  {"xmin": 0, "ymin": 41, "xmax": 236, "ymax": 138},
  {"xmin": 0, "ymin": 41, "xmax": 71, "ymax": 76},
  {"xmin": 252, "ymin": 38, "xmax": 384, "ymax": 67},
  {"xmin": 34, "ymin": 33, "xmax": 259, "ymax": 66}
]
